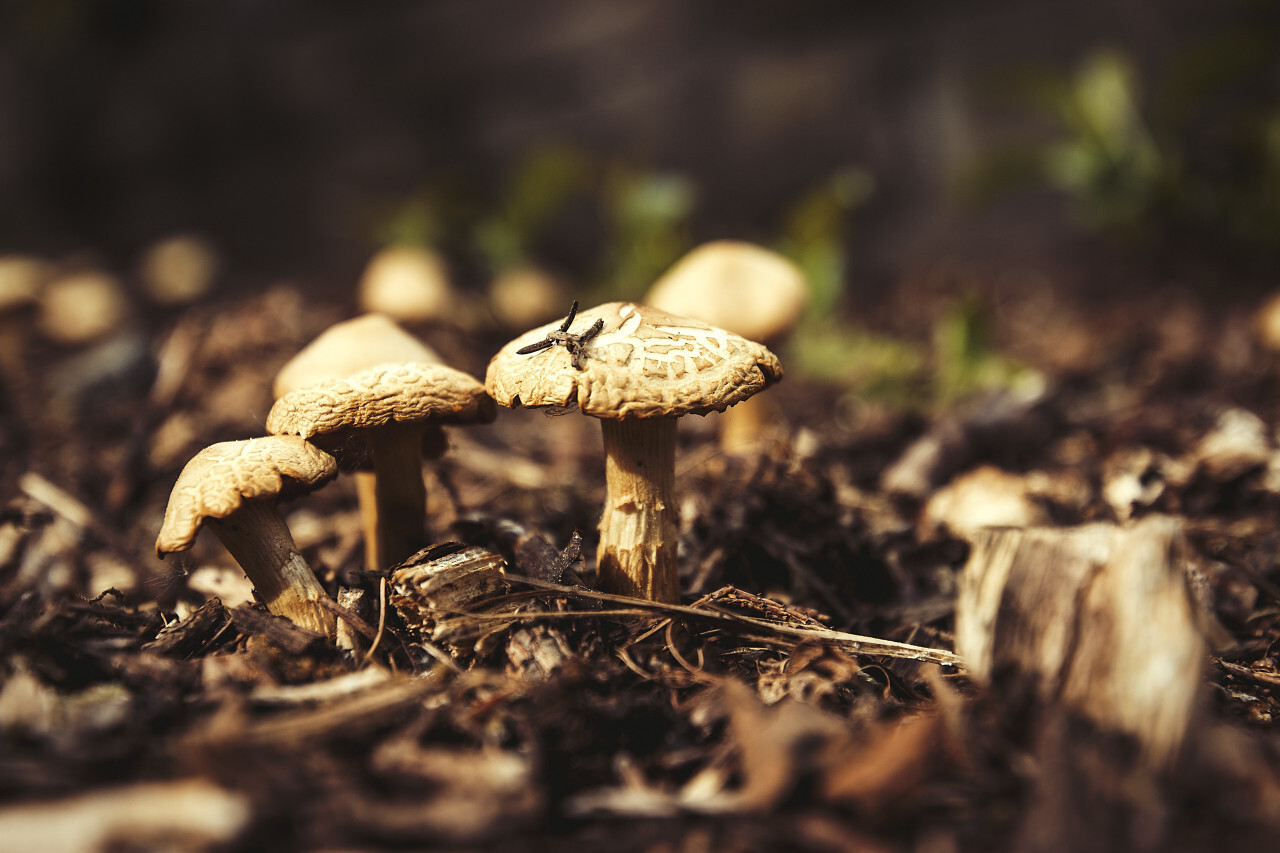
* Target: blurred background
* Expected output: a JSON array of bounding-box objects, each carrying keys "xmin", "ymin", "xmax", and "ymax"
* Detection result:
[{"xmin": 1, "ymin": 0, "xmax": 1279, "ymax": 412}]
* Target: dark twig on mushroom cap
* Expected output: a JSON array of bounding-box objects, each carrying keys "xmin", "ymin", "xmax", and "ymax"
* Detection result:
[{"xmin": 515, "ymin": 300, "xmax": 605, "ymax": 370}]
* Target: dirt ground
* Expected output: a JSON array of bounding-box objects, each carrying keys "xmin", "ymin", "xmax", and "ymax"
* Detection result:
[{"xmin": 3, "ymin": 264, "xmax": 1280, "ymax": 853}]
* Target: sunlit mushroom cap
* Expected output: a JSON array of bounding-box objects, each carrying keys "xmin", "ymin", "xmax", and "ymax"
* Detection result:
[
  {"xmin": 156, "ymin": 436, "xmax": 337, "ymax": 555},
  {"xmin": 267, "ymin": 362, "xmax": 496, "ymax": 440},
  {"xmin": 273, "ymin": 314, "xmax": 442, "ymax": 399},
  {"xmin": 486, "ymin": 301, "xmax": 782, "ymax": 420},
  {"xmin": 644, "ymin": 240, "xmax": 808, "ymax": 343}
]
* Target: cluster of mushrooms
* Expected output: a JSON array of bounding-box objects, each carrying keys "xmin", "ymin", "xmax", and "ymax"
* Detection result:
[{"xmin": 155, "ymin": 242, "xmax": 803, "ymax": 637}]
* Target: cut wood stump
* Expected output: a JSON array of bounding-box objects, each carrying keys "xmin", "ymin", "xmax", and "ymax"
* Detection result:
[{"xmin": 956, "ymin": 515, "xmax": 1205, "ymax": 769}]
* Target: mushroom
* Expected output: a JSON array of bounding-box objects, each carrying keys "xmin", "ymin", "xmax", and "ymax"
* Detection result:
[
  {"xmin": 357, "ymin": 245, "xmax": 453, "ymax": 326},
  {"xmin": 488, "ymin": 264, "xmax": 569, "ymax": 330},
  {"xmin": 486, "ymin": 301, "xmax": 781, "ymax": 602},
  {"xmin": 156, "ymin": 436, "xmax": 338, "ymax": 636},
  {"xmin": 644, "ymin": 240, "xmax": 808, "ymax": 453},
  {"xmin": 138, "ymin": 234, "xmax": 219, "ymax": 307},
  {"xmin": 39, "ymin": 268, "xmax": 131, "ymax": 347},
  {"xmin": 267, "ymin": 314, "xmax": 495, "ymax": 572}
]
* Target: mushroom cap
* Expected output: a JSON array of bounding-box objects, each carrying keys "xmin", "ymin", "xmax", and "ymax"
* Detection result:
[
  {"xmin": 486, "ymin": 301, "xmax": 782, "ymax": 419},
  {"xmin": 0, "ymin": 255, "xmax": 51, "ymax": 312},
  {"xmin": 644, "ymin": 240, "xmax": 808, "ymax": 343},
  {"xmin": 273, "ymin": 314, "xmax": 442, "ymax": 399},
  {"xmin": 139, "ymin": 234, "xmax": 219, "ymax": 306},
  {"xmin": 489, "ymin": 265, "xmax": 569, "ymax": 329},
  {"xmin": 39, "ymin": 269, "xmax": 131, "ymax": 346},
  {"xmin": 156, "ymin": 436, "xmax": 338, "ymax": 555},
  {"xmin": 267, "ymin": 361, "xmax": 496, "ymax": 440},
  {"xmin": 357, "ymin": 245, "xmax": 452, "ymax": 324}
]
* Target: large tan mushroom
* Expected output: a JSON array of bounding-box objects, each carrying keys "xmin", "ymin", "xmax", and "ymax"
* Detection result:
[
  {"xmin": 486, "ymin": 301, "xmax": 781, "ymax": 602},
  {"xmin": 644, "ymin": 241, "xmax": 808, "ymax": 454},
  {"xmin": 267, "ymin": 314, "xmax": 495, "ymax": 572},
  {"xmin": 156, "ymin": 436, "xmax": 337, "ymax": 636}
]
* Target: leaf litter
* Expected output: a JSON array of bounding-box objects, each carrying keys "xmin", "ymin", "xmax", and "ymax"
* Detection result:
[{"xmin": 4, "ymin": 286, "xmax": 1280, "ymax": 850}]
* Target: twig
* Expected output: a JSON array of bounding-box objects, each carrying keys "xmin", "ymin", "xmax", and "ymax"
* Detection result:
[
  {"xmin": 499, "ymin": 574, "xmax": 963, "ymax": 668},
  {"xmin": 362, "ymin": 577, "xmax": 389, "ymax": 668},
  {"xmin": 664, "ymin": 621, "xmax": 706, "ymax": 676}
]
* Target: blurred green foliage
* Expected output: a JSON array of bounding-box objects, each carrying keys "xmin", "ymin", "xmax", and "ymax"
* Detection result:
[
  {"xmin": 374, "ymin": 154, "xmax": 1036, "ymax": 411},
  {"xmin": 931, "ymin": 294, "xmax": 1042, "ymax": 405},
  {"xmin": 779, "ymin": 169, "xmax": 1034, "ymax": 410},
  {"xmin": 475, "ymin": 146, "xmax": 590, "ymax": 273},
  {"xmin": 788, "ymin": 293, "xmax": 1039, "ymax": 412},
  {"xmin": 776, "ymin": 168, "xmax": 874, "ymax": 323},
  {"xmin": 375, "ymin": 197, "xmax": 443, "ymax": 250},
  {"xmin": 373, "ymin": 147, "xmax": 696, "ymax": 301},
  {"xmin": 599, "ymin": 165, "xmax": 696, "ymax": 301},
  {"xmin": 975, "ymin": 10, "xmax": 1280, "ymax": 264},
  {"xmin": 1034, "ymin": 51, "xmax": 1163, "ymax": 231}
]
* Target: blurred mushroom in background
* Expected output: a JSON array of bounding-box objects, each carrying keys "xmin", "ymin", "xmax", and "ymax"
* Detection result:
[
  {"xmin": 645, "ymin": 240, "xmax": 808, "ymax": 453},
  {"xmin": 357, "ymin": 245, "xmax": 454, "ymax": 326},
  {"xmin": 138, "ymin": 233, "xmax": 220, "ymax": 307},
  {"xmin": 488, "ymin": 264, "xmax": 569, "ymax": 331}
]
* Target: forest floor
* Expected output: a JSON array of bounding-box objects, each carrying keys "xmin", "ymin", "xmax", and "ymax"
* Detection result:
[{"xmin": 3, "ymin": 270, "xmax": 1280, "ymax": 852}]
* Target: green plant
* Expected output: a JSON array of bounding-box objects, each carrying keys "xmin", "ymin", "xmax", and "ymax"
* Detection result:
[
  {"xmin": 475, "ymin": 146, "xmax": 591, "ymax": 272},
  {"xmin": 1035, "ymin": 51, "xmax": 1163, "ymax": 232},
  {"xmin": 973, "ymin": 11, "xmax": 1280, "ymax": 267},
  {"xmin": 599, "ymin": 164, "xmax": 696, "ymax": 301}
]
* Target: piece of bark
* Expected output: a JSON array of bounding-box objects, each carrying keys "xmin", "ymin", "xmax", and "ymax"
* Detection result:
[
  {"xmin": 229, "ymin": 604, "xmax": 326, "ymax": 655},
  {"xmin": 918, "ymin": 464, "xmax": 1050, "ymax": 542},
  {"xmin": 956, "ymin": 516, "xmax": 1205, "ymax": 768},
  {"xmin": 143, "ymin": 597, "xmax": 233, "ymax": 659},
  {"xmin": 333, "ymin": 586, "xmax": 371, "ymax": 652},
  {"xmin": 191, "ymin": 673, "xmax": 444, "ymax": 749},
  {"xmin": 0, "ymin": 778, "xmax": 250, "ymax": 853},
  {"xmin": 390, "ymin": 544, "xmax": 508, "ymax": 648}
]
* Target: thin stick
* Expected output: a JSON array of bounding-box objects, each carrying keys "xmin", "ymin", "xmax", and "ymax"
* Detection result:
[
  {"xmin": 499, "ymin": 574, "xmax": 964, "ymax": 668},
  {"xmin": 362, "ymin": 577, "xmax": 389, "ymax": 668}
]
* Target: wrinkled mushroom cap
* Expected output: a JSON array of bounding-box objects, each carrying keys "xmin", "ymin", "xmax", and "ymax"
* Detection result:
[
  {"xmin": 486, "ymin": 301, "xmax": 782, "ymax": 419},
  {"xmin": 273, "ymin": 314, "xmax": 442, "ymax": 399},
  {"xmin": 267, "ymin": 362, "xmax": 496, "ymax": 439},
  {"xmin": 644, "ymin": 241, "xmax": 808, "ymax": 343},
  {"xmin": 156, "ymin": 436, "xmax": 337, "ymax": 555}
]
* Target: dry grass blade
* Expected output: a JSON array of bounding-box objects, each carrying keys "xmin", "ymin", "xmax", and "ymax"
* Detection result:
[
  {"xmin": 500, "ymin": 574, "xmax": 963, "ymax": 668},
  {"xmin": 191, "ymin": 669, "xmax": 448, "ymax": 747}
]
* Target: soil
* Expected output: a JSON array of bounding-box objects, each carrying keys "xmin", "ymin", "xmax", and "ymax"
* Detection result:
[{"xmin": 4, "ymin": 276, "xmax": 1280, "ymax": 853}]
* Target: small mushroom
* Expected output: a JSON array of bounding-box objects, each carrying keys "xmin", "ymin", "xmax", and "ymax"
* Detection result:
[
  {"xmin": 487, "ymin": 302, "xmax": 781, "ymax": 602},
  {"xmin": 268, "ymin": 314, "xmax": 495, "ymax": 571},
  {"xmin": 489, "ymin": 264, "xmax": 569, "ymax": 330},
  {"xmin": 357, "ymin": 245, "xmax": 453, "ymax": 325},
  {"xmin": 156, "ymin": 436, "xmax": 338, "ymax": 636},
  {"xmin": 39, "ymin": 268, "xmax": 131, "ymax": 347},
  {"xmin": 138, "ymin": 234, "xmax": 219, "ymax": 306},
  {"xmin": 644, "ymin": 240, "xmax": 808, "ymax": 453}
]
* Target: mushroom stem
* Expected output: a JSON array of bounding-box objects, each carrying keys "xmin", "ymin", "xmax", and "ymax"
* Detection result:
[
  {"xmin": 354, "ymin": 471, "xmax": 382, "ymax": 574},
  {"xmin": 718, "ymin": 394, "xmax": 777, "ymax": 455},
  {"xmin": 370, "ymin": 422, "xmax": 428, "ymax": 569},
  {"xmin": 206, "ymin": 499, "xmax": 336, "ymax": 637},
  {"xmin": 598, "ymin": 417, "xmax": 679, "ymax": 603}
]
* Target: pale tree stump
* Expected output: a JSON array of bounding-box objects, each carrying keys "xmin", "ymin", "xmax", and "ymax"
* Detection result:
[
  {"xmin": 957, "ymin": 515, "xmax": 1205, "ymax": 768},
  {"xmin": 956, "ymin": 516, "xmax": 1209, "ymax": 852}
]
